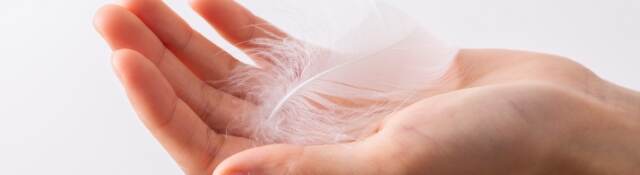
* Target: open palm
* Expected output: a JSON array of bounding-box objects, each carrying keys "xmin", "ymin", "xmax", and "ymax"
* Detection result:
[{"xmin": 96, "ymin": 0, "xmax": 640, "ymax": 175}]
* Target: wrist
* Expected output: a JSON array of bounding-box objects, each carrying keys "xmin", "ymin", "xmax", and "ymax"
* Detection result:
[{"xmin": 542, "ymin": 91, "xmax": 640, "ymax": 174}]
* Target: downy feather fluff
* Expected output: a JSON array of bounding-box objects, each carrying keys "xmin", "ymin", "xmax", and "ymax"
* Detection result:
[{"xmin": 219, "ymin": 2, "xmax": 459, "ymax": 145}]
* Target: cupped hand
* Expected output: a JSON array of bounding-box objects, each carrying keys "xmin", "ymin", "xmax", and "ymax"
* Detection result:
[
  {"xmin": 95, "ymin": 0, "xmax": 282, "ymax": 173},
  {"xmin": 95, "ymin": 0, "xmax": 640, "ymax": 175}
]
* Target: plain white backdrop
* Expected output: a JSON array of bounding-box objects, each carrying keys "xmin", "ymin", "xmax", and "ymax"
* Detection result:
[{"xmin": 0, "ymin": 0, "xmax": 638, "ymax": 174}]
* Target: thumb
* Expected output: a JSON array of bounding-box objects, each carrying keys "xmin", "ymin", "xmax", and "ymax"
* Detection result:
[{"xmin": 212, "ymin": 142, "xmax": 391, "ymax": 175}]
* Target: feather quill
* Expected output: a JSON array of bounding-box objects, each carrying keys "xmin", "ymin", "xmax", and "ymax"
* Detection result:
[{"xmin": 219, "ymin": 2, "xmax": 459, "ymax": 145}]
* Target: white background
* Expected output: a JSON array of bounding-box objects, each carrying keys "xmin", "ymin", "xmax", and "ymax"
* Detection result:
[{"xmin": 0, "ymin": 0, "xmax": 638, "ymax": 174}]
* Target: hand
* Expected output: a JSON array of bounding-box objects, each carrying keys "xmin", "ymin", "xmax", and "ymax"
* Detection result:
[
  {"xmin": 95, "ymin": 0, "xmax": 640, "ymax": 174},
  {"xmin": 212, "ymin": 50, "xmax": 640, "ymax": 175},
  {"xmin": 95, "ymin": 0, "xmax": 283, "ymax": 173}
]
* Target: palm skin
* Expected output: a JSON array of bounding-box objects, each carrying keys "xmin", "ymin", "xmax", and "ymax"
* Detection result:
[{"xmin": 95, "ymin": 0, "xmax": 640, "ymax": 175}]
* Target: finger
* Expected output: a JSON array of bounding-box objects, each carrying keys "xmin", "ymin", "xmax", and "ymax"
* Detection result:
[
  {"xmin": 95, "ymin": 5, "xmax": 250, "ymax": 132},
  {"xmin": 112, "ymin": 49, "xmax": 253, "ymax": 174},
  {"xmin": 120, "ymin": 0, "xmax": 239, "ymax": 82},
  {"xmin": 213, "ymin": 142, "xmax": 390, "ymax": 175},
  {"xmin": 189, "ymin": 0, "xmax": 287, "ymax": 50}
]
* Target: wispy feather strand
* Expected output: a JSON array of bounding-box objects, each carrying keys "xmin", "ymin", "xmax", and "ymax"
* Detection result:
[{"xmin": 220, "ymin": 3, "xmax": 459, "ymax": 145}]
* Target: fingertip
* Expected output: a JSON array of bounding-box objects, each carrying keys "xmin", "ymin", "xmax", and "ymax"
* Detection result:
[
  {"xmin": 188, "ymin": 0, "xmax": 220, "ymax": 20},
  {"xmin": 117, "ymin": 0, "xmax": 140, "ymax": 7},
  {"xmin": 187, "ymin": 0, "xmax": 205, "ymax": 10},
  {"xmin": 94, "ymin": 4, "xmax": 149, "ymax": 51},
  {"xmin": 188, "ymin": 0, "xmax": 248, "ymax": 24},
  {"xmin": 93, "ymin": 4, "xmax": 125, "ymax": 34},
  {"xmin": 118, "ymin": 0, "xmax": 160, "ymax": 14}
]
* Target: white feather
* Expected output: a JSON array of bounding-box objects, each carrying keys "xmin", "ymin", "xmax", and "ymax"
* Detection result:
[{"xmin": 220, "ymin": 2, "xmax": 459, "ymax": 145}]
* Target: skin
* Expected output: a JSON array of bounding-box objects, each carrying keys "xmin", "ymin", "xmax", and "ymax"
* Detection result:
[{"xmin": 95, "ymin": 0, "xmax": 640, "ymax": 174}]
